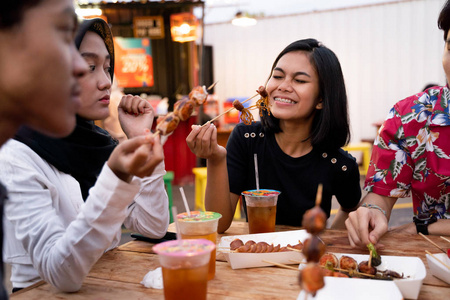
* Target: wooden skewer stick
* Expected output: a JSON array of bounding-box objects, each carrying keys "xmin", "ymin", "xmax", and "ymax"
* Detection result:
[
  {"xmin": 202, "ymin": 93, "xmax": 259, "ymax": 127},
  {"xmin": 151, "ymin": 130, "xmax": 161, "ymax": 138},
  {"xmin": 286, "ymin": 247, "xmax": 303, "ymax": 253},
  {"xmin": 262, "ymin": 260, "xmax": 299, "ymax": 270},
  {"xmin": 333, "ymin": 267, "xmax": 376, "ymax": 278},
  {"xmin": 425, "ymin": 250, "xmax": 450, "ymax": 271},
  {"xmin": 315, "ymin": 183, "xmax": 323, "ymax": 206},
  {"xmin": 419, "ymin": 232, "xmax": 447, "ymax": 254},
  {"xmin": 368, "ymin": 249, "xmax": 373, "ymax": 268},
  {"xmin": 289, "ymin": 259, "xmax": 304, "ymax": 264},
  {"xmin": 207, "ymin": 81, "xmax": 218, "ymax": 91},
  {"xmin": 440, "ymin": 236, "xmax": 450, "ymax": 243}
]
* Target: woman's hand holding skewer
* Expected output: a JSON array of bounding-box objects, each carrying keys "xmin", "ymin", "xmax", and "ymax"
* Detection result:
[{"xmin": 186, "ymin": 122, "xmax": 226, "ymax": 162}]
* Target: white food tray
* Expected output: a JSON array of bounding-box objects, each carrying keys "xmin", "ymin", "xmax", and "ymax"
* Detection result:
[
  {"xmin": 298, "ymin": 253, "xmax": 426, "ymax": 300},
  {"xmin": 218, "ymin": 230, "xmax": 310, "ymax": 269},
  {"xmin": 426, "ymin": 252, "xmax": 450, "ymax": 284}
]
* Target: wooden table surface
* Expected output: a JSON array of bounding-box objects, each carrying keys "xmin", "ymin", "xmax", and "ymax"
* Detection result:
[{"xmin": 11, "ymin": 222, "xmax": 450, "ymax": 299}]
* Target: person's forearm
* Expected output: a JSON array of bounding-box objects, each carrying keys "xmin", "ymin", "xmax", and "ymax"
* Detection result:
[
  {"xmin": 204, "ymin": 156, "xmax": 234, "ymax": 233},
  {"xmin": 428, "ymin": 219, "xmax": 450, "ymax": 236},
  {"xmin": 360, "ymin": 193, "xmax": 397, "ymax": 220}
]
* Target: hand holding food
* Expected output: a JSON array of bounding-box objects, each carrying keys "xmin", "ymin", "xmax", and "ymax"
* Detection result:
[{"xmin": 107, "ymin": 134, "xmax": 164, "ymax": 182}]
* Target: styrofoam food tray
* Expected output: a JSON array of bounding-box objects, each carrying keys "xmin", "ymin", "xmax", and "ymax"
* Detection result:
[
  {"xmin": 218, "ymin": 230, "xmax": 310, "ymax": 269},
  {"xmin": 426, "ymin": 252, "xmax": 450, "ymax": 284},
  {"xmin": 298, "ymin": 253, "xmax": 426, "ymax": 300}
]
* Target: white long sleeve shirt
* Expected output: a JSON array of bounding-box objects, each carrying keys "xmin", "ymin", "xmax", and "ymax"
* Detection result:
[{"xmin": 0, "ymin": 139, "xmax": 169, "ymax": 291}]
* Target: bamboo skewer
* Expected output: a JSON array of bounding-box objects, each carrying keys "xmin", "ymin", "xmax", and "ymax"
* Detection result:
[
  {"xmin": 286, "ymin": 247, "xmax": 303, "ymax": 253},
  {"xmin": 289, "ymin": 259, "xmax": 376, "ymax": 278},
  {"xmin": 207, "ymin": 81, "xmax": 218, "ymax": 91},
  {"xmin": 419, "ymin": 232, "xmax": 447, "ymax": 254},
  {"xmin": 440, "ymin": 236, "xmax": 450, "ymax": 243},
  {"xmin": 262, "ymin": 260, "xmax": 299, "ymax": 270},
  {"xmin": 202, "ymin": 93, "xmax": 259, "ymax": 126},
  {"xmin": 425, "ymin": 250, "xmax": 450, "ymax": 271},
  {"xmin": 315, "ymin": 183, "xmax": 323, "ymax": 206}
]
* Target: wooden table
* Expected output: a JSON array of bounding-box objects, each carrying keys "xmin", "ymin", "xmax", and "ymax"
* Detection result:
[{"xmin": 11, "ymin": 222, "xmax": 450, "ymax": 299}]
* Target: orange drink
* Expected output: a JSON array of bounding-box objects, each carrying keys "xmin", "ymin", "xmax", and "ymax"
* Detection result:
[
  {"xmin": 177, "ymin": 211, "xmax": 222, "ymax": 280},
  {"xmin": 242, "ymin": 189, "xmax": 280, "ymax": 234},
  {"xmin": 153, "ymin": 239, "xmax": 215, "ymax": 300}
]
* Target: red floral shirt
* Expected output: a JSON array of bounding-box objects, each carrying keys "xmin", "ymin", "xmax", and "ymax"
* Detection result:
[{"xmin": 365, "ymin": 86, "xmax": 450, "ymax": 219}]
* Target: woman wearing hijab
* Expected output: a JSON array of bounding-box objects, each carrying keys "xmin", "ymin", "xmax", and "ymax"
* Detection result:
[{"xmin": 0, "ymin": 18, "xmax": 168, "ymax": 293}]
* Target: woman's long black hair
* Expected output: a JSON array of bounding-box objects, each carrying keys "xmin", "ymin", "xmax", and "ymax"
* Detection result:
[{"xmin": 260, "ymin": 38, "xmax": 351, "ymax": 151}]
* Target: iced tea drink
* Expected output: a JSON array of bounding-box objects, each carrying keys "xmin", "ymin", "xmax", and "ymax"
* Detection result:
[
  {"xmin": 177, "ymin": 211, "xmax": 222, "ymax": 280},
  {"xmin": 242, "ymin": 189, "xmax": 280, "ymax": 234},
  {"xmin": 153, "ymin": 239, "xmax": 215, "ymax": 300}
]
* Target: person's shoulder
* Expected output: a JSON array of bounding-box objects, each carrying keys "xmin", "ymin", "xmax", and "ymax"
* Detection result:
[
  {"xmin": 231, "ymin": 122, "xmax": 264, "ymax": 138},
  {"xmin": 316, "ymin": 148, "xmax": 359, "ymax": 173},
  {"xmin": 0, "ymin": 139, "xmax": 35, "ymax": 157},
  {"xmin": 233, "ymin": 121, "xmax": 263, "ymax": 132},
  {"xmin": 0, "ymin": 139, "xmax": 45, "ymax": 171},
  {"xmin": 395, "ymin": 85, "xmax": 445, "ymax": 112}
]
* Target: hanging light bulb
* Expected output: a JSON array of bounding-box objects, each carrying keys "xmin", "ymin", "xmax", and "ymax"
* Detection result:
[
  {"xmin": 231, "ymin": 11, "xmax": 257, "ymax": 27},
  {"xmin": 170, "ymin": 12, "xmax": 199, "ymax": 43}
]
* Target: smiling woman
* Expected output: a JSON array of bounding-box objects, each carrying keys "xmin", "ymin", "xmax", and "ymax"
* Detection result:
[{"xmin": 186, "ymin": 38, "xmax": 361, "ymax": 234}]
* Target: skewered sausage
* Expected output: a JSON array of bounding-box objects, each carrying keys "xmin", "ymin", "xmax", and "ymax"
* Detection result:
[
  {"xmin": 173, "ymin": 98, "xmax": 196, "ymax": 121},
  {"xmin": 155, "ymin": 112, "xmax": 180, "ymax": 136},
  {"xmin": 298, "ymin": 263, "xmax": 325, "ymax": 297},
  {"xmin": 358, "ymin": 261, "xmax": 377, "ymax": 275},
  {"xmin": 230, "ymin": 239, "xmax": 302, "ymax": 253},
  {"xmin": 230, "ymin": 239, "xmax": 244, "ymax": 251},
  {"xmin": 339, "ymin": 255, "xmax": 358, "ymax": 271},
  {"xmin": 189, "ymin": 85, "xmax": 208, "ymax": 105},
  {"xmin": 233, "ymin": 99, "xmax": 244, "ymax": 111},
  {"xmin": 319, "ymin": 253, "xmax": 338, "ymax": 269},
  {"xmin": 302, "ymin": 206, "xmax": 327, "ymax": 234},
  {"xmin": 303, "ymin": 236, "xmax": 326, "ymax": 263},
  {"xmin": 257, "ymin": 86, "xmax": 268, "ymax": 98}
]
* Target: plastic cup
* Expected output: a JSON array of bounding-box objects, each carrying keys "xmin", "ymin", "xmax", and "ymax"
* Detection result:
[
  {"xmin": 177, "ymin": 211, "xmax": 222, "ymax": 280},
  {"xmin": 242, "ymin": 189, "xmax": 280, "ymax": 234},
  {"xmin": 153, "ymin": 239, "xmax": 215, "ymax": 300}
]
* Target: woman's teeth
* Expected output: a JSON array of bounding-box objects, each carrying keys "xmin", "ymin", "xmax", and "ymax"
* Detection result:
[{"xmin": 275, "ymin": 97, "xmax": 295, "ymax": 104}]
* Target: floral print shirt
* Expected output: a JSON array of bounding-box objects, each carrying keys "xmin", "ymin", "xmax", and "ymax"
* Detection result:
[{"xmin": 364, "ymin": 86, "xmax": 450, "ymax": 219}]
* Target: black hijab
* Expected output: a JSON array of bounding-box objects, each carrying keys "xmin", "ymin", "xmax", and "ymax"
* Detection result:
[{"xmin": 14, "ymin": 18, "xmax": 117, "ymax": 201}]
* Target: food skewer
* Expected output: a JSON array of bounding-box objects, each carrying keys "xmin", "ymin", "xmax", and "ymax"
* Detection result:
[
  {"xmin": 262, "ymin": 260, "xmax": 299, "ymax": 270},
  {"xmin": 419, "ymin": 232, "xmax": 447, "ymax": 254},
  {"xmin": 440, "ymin": 236, "xmax": 450, "ymax": 243},
  {"xmin": 207, "ymin": 81, "xmax": 218, "ymax": 91},
  {"xmin": 287, "ymin": 246, "xmax": 303, "ymax": 253},
  {"xmin": 315, "ymin": 183, "xmax": 323, "ymax": 206},
  {"xmin": 201, "ymin": 93, "xmax": 259, "ymax": 127},
  {"xmin": 425, "ymin": 250, "xmax": 450, "ymax": 271}
]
